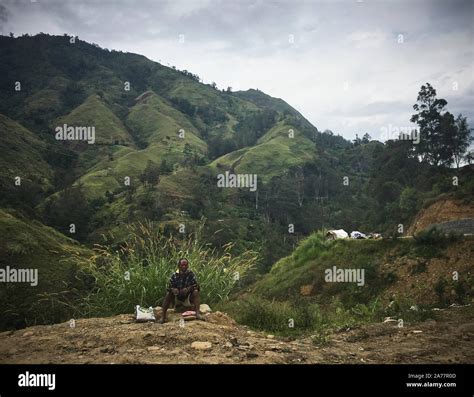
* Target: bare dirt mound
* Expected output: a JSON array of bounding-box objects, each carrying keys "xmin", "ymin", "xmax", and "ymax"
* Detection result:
[
  {"xmin": 378, "ymin": 240, "xmax": 473, "ymax": 305},
  {"xmin": 408, "ymin": 198, "xmax": 474, "ymax": 235},
  {"xmin": 0, "ymin": 306, "xmax": 473, "ymax": 364}
]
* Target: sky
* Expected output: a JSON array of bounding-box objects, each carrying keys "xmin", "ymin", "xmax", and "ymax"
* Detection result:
[{"xmin": 0, "ymin": 0, "xmax": 473, "ymax": 142}]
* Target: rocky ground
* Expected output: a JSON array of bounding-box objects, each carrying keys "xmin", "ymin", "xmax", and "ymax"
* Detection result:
[{"xmin": 0, "ymin": 305, "xmax": 473, "ymax": 364}]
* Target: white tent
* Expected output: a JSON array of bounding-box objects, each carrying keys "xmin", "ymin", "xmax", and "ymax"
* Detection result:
[
  {"xmin": 350, "ymin": 231, "xmax": 367, "ymax": 239},
  {"xmin": 326, "ymin": 229, "xmax": 349, "ymax": 240}
]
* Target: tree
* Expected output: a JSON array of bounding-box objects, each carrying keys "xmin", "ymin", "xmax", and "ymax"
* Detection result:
[
  {"xmin": 182, "ymin": 143, "xmax": 193, "ymax": 167},
  {"xmin": 399, "ymin": 187, "xmax": 420, "ymax": 218},
  {"xmin": 140, "ymin": 160, "xmax": 160, "ymax": 187},
  {"xmin": 362, "ymin": 133, "xmax": 371, "ymax": 144},
  {"xmin": 466, "ymin": 151, "xmax": 474, "ymax": 165},
  {"xmin": 353, "ymin": 134, "xmax": 362, "ymax": 146},
  {"xmin": 159, "ymin": 159, "xmax": 173, "ymax": 175},
  {"xmin": 43, "ymin": 185, "xmax": 93, "ymax": 241},
  {"xmin": 105, "ymin": 190, "xmax": 114, "ymax": 203},
  {"xmin": 438, "ymin": 111, "xmax": 458, "ymax": 166},
  {"xmin": 61, "ymin": 82, "xmax": 86, "ymax": 111},
  {"xmin": 452, "ymin": 114, "xmax": 472, "ymax": 168},
  {"xmin": 410, "ymin": 83, "xmax": 454, "ymax": 166}
]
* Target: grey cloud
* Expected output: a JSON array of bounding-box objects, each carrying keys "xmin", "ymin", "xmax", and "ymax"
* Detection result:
[
  {"xmin": 327, "ymin": 101, "xmax": 411, "ymax": 118},
  {"xmin": 0, "ymin": 4, "xmax": 8, "ymax": 25},
  {"xmin": 1, "ymin": 0, "xmax": 472, "ymax": 140}
]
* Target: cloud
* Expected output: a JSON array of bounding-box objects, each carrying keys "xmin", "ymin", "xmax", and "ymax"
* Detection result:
[{"xmin": 2, "ymin": 0, "xmax": 473, "ymax": 141}]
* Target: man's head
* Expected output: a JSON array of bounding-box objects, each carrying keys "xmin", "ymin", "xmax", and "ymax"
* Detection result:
[{"xmin": 178, "ymin": 258, "xmax": 189, "ymax": 273}]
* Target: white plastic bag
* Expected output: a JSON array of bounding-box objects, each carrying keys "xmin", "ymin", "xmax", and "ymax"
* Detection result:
[{"xmin": 135, "ymin": 305, "xmax": 156, "ymax": 322}]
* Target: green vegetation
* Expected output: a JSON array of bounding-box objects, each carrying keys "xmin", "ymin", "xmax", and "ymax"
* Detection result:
[
  {"xmin": 215, "ymin": 230, "xmax": 468, "ymax": 335},
  {"xmin": 0, "ymin": 34, "xmax": 472, "ymax": 330},
  {"xmin": 0, "ymin": 114, "xmax": 53, "ymax": 210},
  {"xmin": 218, "ymin": 294, "xmax": 436, "ymax": 337},
  {"xmin": 252, "ymin": 232, "xmax": 389, "ymax": 303},
  {"xmin": 61, "ymin": 221, "xmax": 258, "ymax": 318},
  {"xmin": 0, "ymin": 209, "xmax": 91, "ymax": 330},
  {"xmin": 413, "ymin": 227, "xmax": 463, "ymax": 258},
  {"xmin": 56, "ymin": 94, "xmax": 133, "ymax": 145}
]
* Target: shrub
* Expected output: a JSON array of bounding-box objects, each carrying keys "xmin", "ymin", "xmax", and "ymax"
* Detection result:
[
  {"xmin": 219, "ymin": 295, "xmax": 382, "ymax": 336},
  {"xmin": 219, "ymin": 295, "xmax": 322, "ymax": 335},
  {"xmin": 64, "ymin": 221, "xmax": 258, "ymax": 318},
  {"xmin": 414, "ymin": 227, "xmax": 461, "ymax": 245}
]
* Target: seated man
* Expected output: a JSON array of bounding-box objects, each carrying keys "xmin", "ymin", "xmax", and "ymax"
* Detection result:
[{"xmin": 160, "ymin": 258, "xmax": 203, "ymax": 323}]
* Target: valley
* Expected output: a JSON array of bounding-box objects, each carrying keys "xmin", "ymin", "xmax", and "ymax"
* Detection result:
[{"xmin": 0, "ymin": 34, "xmax": 472, "ymax": 367}]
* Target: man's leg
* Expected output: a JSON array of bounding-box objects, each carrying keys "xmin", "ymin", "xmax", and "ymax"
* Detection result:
[
  {"xmin": 160, "ymin": 292, "xmax": 173, "ymax": 324},
  {"xmin": 192, "ymin": 290, "xmax": 203, "ymax": 320}
]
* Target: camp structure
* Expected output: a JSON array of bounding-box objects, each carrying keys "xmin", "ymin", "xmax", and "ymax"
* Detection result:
[{"xmin": 326, "ymin": 229, "xmax": 349, "ymax": 240}]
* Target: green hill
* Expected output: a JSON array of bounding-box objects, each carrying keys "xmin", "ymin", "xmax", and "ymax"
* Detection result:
[
  {"xmin": 55, "ymin": 94, "xmax": 133, "ymax": 145},
  {"xmin": 251, "ymin": 231, "xmax": 473, "ymax": 307},
  {"xmin": 0, "ymin": 209, "xmax": 92, "ymax": 329},
  {"xmin": 211, "ymin": 122, "xmax": 315, "ymax": 182},
  {"xmin": 0, "ymin": 114, "xmax": 53, "ymax": 184},
  {"xmin": 0, "ymin": 114, "xmax": 54, "ymax": 209}
]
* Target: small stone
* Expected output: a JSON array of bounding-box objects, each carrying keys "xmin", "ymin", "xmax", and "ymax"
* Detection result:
[
  {"xmin": 147, "ymin": 346, "xmax": 161, "ymax": 352},
  {"xmin": 22, "ymin": 331, "xmax": 34, "ymax": 337},
  {"xmin": 191, "ymin": 341, "xmax": 212, "ymax": 350},
  {"xmin": 246, "ymin": 352, "xmax": 259, "ymax": 359},
  {"xmin": 266, "ymin": 334, "xmax": 275, "ymax": 339},
  {"xmin": 412, "ymin": 330, "xmax": 423, "ymax": 334},
  {"xmin": 224, "ymin": 342, "xmax": 233, "ymax": 348},
  {"xmin": 300, "ymin": 285, "xmax": 314, "ymax": 296},
  {"xmin": 199, "ymin": 304, "xmax": 212, "ymax": 314},
  {"xmin": 100, "ymin": 346, "xmax": 114, "ymax": 353},
  {"xmin": 359, "ymin": 347, "xmax": 364, "ymax": 351},
  {"xmin": 461, "ymin": 335, "xmax": 470, "ymax": 341}
]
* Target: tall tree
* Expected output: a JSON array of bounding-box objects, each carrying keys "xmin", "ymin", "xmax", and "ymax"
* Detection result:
[
  {"xmin": 452, "ymin": 114, "xmax": 472, "ymax": 168},
  {"xmin": 140, "ymin": 160, "xmax": 160, "ymax": 187},
  {"xmin": 410, "ymin": 83, "xmax": 455, "ymax": 166}
]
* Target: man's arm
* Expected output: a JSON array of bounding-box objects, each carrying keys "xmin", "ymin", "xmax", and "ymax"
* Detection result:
[
  {"xmin": 167, "ymin": 273, "xmax": 179, "ymax": 295},
  {"xmin": 185, "ymin": 271, "xmax": 199, "ymax": 292}
]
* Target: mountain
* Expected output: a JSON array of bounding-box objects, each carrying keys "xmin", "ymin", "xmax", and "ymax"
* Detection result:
[{"xmin": 0, "ymin": 33, "xmax": 472, "ymax": 328}]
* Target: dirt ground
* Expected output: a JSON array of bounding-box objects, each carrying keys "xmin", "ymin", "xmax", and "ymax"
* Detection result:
[
  {"xmin": 0, "ymin": 305, "xmax": 472, "ymax": 364},
  {"xmin": 408, "ymin": 199, "xmax": 474, "ymax": 235}
]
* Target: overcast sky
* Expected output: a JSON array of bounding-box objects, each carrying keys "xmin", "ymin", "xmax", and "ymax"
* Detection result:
[{"xmin": 1, "ymin": 0, "xmax": 473, "ymax": 141}]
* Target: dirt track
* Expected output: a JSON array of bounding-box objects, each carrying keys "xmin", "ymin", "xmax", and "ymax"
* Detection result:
[{"xmin": 0, "ymin": 305, "xmax": 472, "ymax": 364}]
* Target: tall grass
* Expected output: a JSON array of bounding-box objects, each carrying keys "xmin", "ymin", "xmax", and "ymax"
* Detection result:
[
  {"xmin": 218, "ymin": 295, "xmax": 383, "ymax": 337},
  {"xmin": 66, "ymin": 220, "xmax": 258, "ymax": 318}
]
